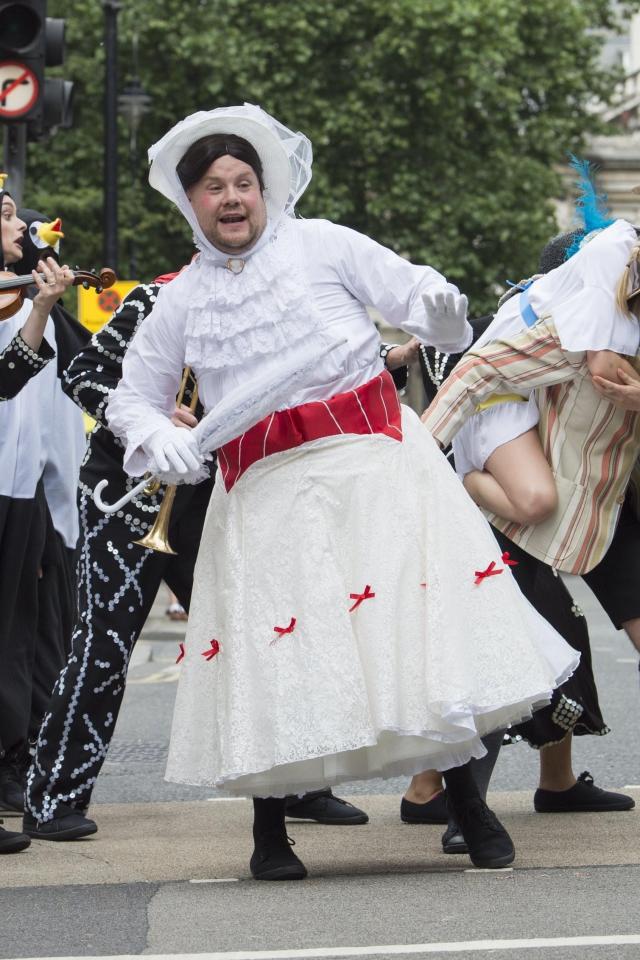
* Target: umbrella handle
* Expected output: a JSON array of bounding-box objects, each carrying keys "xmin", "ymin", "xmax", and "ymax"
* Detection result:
[{"xmin": 93, "ymin": 477, "xmax": 150, "ymax": 514}]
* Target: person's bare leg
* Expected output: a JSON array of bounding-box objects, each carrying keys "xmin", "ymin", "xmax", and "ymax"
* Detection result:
[
  {"xmin": 463, "ymin": 428, "xmax": 558, "ymax": 526},
  {"xmin": 463, "ymin": 470, "xmax": 525, "ymax": 524},
  {"xmin": 538, "ymin": 733, "xmax": 577, "ymax": 791},
  {"xmin": 404, "ymin": 770, "xmax": 443, "ymax": 803}
]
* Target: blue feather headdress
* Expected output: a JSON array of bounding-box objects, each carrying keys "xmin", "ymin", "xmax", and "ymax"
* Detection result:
[{"xmin": 563, "ymin": 155, "xmax": 615, "ymax": 260}]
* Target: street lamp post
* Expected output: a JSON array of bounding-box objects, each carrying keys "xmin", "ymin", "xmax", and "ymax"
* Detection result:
[
  {"xmin": 102, "ymin": 0, "xmax": 120, "ymax": 271},
  {"xmin": 118, "ymin": 73, "xmax": 152, "ymax": 279}
]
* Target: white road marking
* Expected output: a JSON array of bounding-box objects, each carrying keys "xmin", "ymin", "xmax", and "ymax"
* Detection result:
[
  {"xmin": 189, "ymin": 878, "xmax": 240, "ymax": 884},
  {"xmin": 20, "ymin": 933, "xmax": 640, "ymax": 959},
  {"xmin": 205, "ymin": 797, "xmax": 248, "ymax": 802},
  {"xmin": 624, "ymin": 784, "xmax": 640, "ymax": 789},
  {"xmin": 463, "ymin": 867, "xmax": 513, "ymax": 874},
  {"xmin": 616, "ymin": 658, "xmax": 637, "ymax": 664},
  {"xmin": 592, "ymin": 646, "xmax": 612, "ymax": 653}
]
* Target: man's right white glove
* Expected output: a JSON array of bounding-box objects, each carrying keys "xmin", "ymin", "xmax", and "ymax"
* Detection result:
[
  {"xmin": 421, "ymin": 289, "xmax": 471, "ymax": 354},
  {"xmin": 145, "ymin": 424, "xmax": 204, "ymax": 479}
]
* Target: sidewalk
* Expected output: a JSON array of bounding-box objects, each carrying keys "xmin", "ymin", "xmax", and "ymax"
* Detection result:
[{"xmin": 4, "ymin": 791, "xmax": 639, "ymax": 888}]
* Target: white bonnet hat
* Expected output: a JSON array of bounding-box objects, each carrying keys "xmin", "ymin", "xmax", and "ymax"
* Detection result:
[{"xmin": 148, "ymin": 103, "xmax": 313, "ymax": 224}]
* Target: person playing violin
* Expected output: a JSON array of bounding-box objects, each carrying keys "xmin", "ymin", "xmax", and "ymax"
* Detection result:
[{"xmin": 0, "ymin": 178, "xmax": 79, "ymax": 854}]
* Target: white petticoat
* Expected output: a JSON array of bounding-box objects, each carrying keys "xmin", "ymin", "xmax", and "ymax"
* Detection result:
[
  {"xmin": 451, "ymin": 394, "xmax": 540, "ymax": 477},
  {"xmin": 165, "ymin": 406, "xmax": 578, "ymax": 796}
]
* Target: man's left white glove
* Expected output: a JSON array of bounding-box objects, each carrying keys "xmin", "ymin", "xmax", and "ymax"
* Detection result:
[
  {"xmin": 421, "ymin": 289, "xmax": 472, "ymax": 354},
  {"xmin": 145, "ymin": 423, "xmax": 204, "ymax": 480}
]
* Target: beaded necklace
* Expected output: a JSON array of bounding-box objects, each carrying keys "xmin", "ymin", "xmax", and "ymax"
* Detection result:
[{"xmin": 420, "ymin": 344, "xmax": 449, "ymax": 389}]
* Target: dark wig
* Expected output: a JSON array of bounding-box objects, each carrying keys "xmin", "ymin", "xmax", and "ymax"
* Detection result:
[
  {"xmin": 177, "ymin": 134, "xmax": 265, "ymax": 192},
  {"xmin": 538, "ymin": 230, "xmax": 582, "ymax": 274}
]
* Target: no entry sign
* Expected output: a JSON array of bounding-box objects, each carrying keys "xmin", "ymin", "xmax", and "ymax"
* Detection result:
[{"xmin": 0, "ymin": 60, "xmax": 38, "ymax": 119}]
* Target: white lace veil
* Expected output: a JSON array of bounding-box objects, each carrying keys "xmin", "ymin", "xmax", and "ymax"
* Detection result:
[{"xmin": 147, "ymin": 103, "xmax": 313, "ymax": 260}]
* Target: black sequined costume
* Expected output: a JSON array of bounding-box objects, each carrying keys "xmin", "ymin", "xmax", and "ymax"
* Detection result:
[
  {"xmin": 25, "ymin": 280, "xmax": 215, "ymax": 822},
  {"xmin": 0, "ymin": 332, "xmax": 54, "ymax": 401}
]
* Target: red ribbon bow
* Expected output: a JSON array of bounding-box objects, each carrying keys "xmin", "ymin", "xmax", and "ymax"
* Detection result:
[
  {"xmin": 273, "ymin": 616, "xmax": 297, "ymax": 639},
  {"xmin": 349, "ymin": 584, "xmax": 376, "ymax": 612},
  {"xmin": 501, "ymin": 551, "xmax": 518, "ymax": 567},
  {"xmin": 175, "ymin": 642, "xmax": 185, "ymax": 664},
  {"xmin": 474, "ymin": 561, "xmax": 503, "ymax": 585},
  {"xmin": 202, "ymin": 639, "xmax": 221, "ymax": 661}
]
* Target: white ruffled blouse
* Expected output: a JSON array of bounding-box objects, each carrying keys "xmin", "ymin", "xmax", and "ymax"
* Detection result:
[
  {"xmin": 107, "ymin": 217, "xmax": 470, "ymax": 477},
  {"xmin": 477, "ymin": 219, "xmax": 640, "ymax": 355}
]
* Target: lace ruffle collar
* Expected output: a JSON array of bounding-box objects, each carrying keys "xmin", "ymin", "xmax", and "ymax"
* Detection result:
[{"xmin": 184, "ymin": 218, "xmax": 326, "ymax": 371}]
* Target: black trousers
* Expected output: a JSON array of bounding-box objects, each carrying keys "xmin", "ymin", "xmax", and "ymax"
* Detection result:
[
  {"xmin": 26, "ymin": 478, "xmax": 213, "ymax": 822},
  {"xmin": 581, "ymin": 494, "xmax": 640, "ymax": 629},
  {"xmin": 492, "ymin": 528, "xmax": 607, "ymax": 748},
  {"xmin": 30, "ymin": 520, "xmax": 77, "ymax": 746},
  {"xmin": 0, "ymin": 484, "xmax": 48, "ymax": 762}
]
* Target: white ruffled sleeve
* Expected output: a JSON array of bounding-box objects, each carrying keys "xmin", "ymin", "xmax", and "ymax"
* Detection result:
[
  {"xmin": 532, "ymin": 220, "xmax": 640, "ymax": 355},
  {"xmin": 323, "ymin": 221, "xmax": 473, "ymax": 353},
  {"xmin": 106, "ymin": 282, "xmax": 187, "ymax": 477}
]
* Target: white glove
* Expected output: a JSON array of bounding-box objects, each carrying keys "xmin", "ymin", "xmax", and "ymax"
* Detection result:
[
  {"xmin": 421, "ymin": 289, "xmax": 471, "ymax": 353},
  {"xmin": 145, "ymin": 424, "xmax": 204, "ymax": 478}
]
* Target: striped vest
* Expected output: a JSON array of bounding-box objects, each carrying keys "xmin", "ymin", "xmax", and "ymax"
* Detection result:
[{"xmin": 490, "ymin": 356, "xmax": 640, "ymax": 574}]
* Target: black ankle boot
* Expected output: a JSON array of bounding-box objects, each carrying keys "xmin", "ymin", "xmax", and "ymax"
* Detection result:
[
  {"xmin": 441, "ymin": 820, "xmax": 468, "ymax": 855},
  {"xmin": 251, "ymin": 797, "xmax": 307, "ymax": 881},
  {"xmin": 443, "ymin": 762, "xmax": 514, "ymax": 868},
  {"xmin": 250, "ymin": 829, "xmax": 307, "ymax": 881},
  {"xmin": 449, "ymin": 797, "xmax": 514, "ymax": 868}
]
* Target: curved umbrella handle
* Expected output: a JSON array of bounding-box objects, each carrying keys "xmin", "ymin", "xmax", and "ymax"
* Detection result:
[{"xmin": 92, "ymin": 476, "xmax": 150, "ymax": 514}]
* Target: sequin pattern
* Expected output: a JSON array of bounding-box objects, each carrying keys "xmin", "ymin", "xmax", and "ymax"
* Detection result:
[{"xmin": 25, "ymin": 489, "xmax": 158, "ymax": 821}]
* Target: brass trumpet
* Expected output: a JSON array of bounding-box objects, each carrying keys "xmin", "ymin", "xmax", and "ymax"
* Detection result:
[{"xmin": 134, "ymin": 367, "xmax": 199, "ymax": 555}]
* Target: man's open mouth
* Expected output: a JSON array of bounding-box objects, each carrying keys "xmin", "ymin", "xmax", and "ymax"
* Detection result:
[{"xmin": 219, "ymin": 214, "xmax": 246, "ymax": 224}]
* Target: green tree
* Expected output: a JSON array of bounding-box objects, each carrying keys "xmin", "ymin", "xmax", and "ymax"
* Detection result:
[{"xmin": 25, "ymin": 0, "xmax": 639, "ymax": 312}]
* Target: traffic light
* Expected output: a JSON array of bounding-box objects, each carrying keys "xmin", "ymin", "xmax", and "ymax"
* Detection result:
[{"xmin": 0, "ymin": 1, "xmax": 73, "ymax": 137}]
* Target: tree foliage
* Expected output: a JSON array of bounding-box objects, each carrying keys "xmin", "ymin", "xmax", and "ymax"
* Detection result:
[{"xmin": 25, "ymin": 0, "xmax": 639, "ymax": 312}]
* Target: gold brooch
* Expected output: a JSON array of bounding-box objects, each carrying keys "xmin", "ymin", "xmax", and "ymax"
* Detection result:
[{"xmin": 225, "ymin": 258, "xmax": 245, "ymax": 274}]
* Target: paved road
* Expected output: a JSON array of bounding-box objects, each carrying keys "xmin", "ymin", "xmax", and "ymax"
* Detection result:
[{"xmin": 2, "ymin": 578, "xmax": 639, "ymax": 960}]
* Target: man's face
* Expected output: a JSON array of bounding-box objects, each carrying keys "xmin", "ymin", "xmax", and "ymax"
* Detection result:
[
  {"xmin": 187, "ymin": 155, "xmax": 267, "ymax": 255},
  {"xmin": 1, "ymin": 196, "xmax": 26, "ymax": 266}
]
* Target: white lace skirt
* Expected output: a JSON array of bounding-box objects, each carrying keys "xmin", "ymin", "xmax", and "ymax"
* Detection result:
[{"xmin": 165, "ymin": 406, "xmax": 578, "ymax": 797}]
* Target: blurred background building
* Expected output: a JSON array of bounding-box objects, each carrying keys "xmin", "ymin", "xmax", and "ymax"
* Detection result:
[{"xmin": 577, "ymin": 8, "xmax": 640, "ymax": 223}]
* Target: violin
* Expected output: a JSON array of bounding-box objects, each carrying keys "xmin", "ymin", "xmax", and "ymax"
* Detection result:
[{"xmin": 0, "ymin": 266, "xmax": 117, "ymax": 320}]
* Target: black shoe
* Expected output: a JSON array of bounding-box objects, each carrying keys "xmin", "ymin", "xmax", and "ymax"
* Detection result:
[
  {"xmin": 0, "ymin": 821, "xmax": 30, "ymax": 854},
  {"xmin": 400, "ymin": 791, "xmax": 448, "ymax": 824},
  {"xmin": 534, "ymin": 771, "xmax": 635, "ymax": 813},
  {"xmin": 23, "ymin": 804, "xmax": 98, "ymax": 841},
  {"xmin": 250, "ymin": 830, "xmax": 307, "ymax": 881},
  {"xmin": 441, "ymin": 821, "xmax": 468, "ymax": 855},
  {"xmin": 0, "ymin": 766, "xmax": 24, "ymax": 814},
  {"xmin": 285, "ymin": 789, "xmax": 369, "ymax": 825},
  {"xmin": 454, "ymin": 797, "xmax": 515, "ymax": 869}
]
